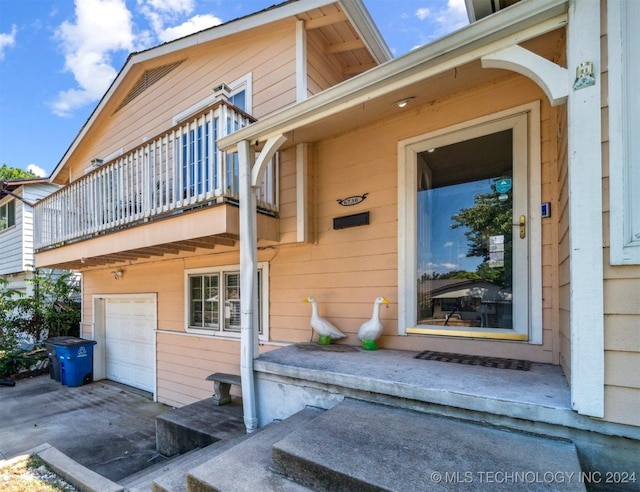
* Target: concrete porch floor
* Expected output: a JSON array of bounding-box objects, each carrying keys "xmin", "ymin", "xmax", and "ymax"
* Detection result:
[
  {"xmin": 254, "ymin": 344, "xmax": 640, "ymax": 477},
  {"xmin": 255, "ymin": 343, "xmax": 594, "ymax": 434}
]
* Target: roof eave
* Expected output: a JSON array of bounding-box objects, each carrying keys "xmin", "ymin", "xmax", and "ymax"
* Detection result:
[
  {"xmin": 218, "ymin": 0, "xmax": 568, "ymax": 152},
  {"xmin": 50, "ymin": 0, "xmax": 389, "ymax": 183}
]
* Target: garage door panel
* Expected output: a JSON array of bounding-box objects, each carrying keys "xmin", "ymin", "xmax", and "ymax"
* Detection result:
[{"xmin": 105, "ymin": 297, "xmax": 155, "ymax": 393}]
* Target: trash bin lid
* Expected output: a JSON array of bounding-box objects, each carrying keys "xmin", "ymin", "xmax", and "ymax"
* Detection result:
[{"xmin": 51, "ymin": 337, "xmax": 97, "ymax": 347}]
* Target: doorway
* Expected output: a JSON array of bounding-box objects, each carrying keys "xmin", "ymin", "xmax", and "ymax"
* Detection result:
[{"xmin": 398, "ymin": 104, "xmax": 541, "ymax": 342}]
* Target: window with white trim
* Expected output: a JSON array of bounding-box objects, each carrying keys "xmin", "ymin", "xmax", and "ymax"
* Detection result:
[
  {"xmin": 0, "ymin": 199, "xmax": 15, "ymax": 231},
  {"xmin": 185, "ymin": 263, "xmax": 268, "ymax": 339},
  {"xmin": 609, "ymin": 1, "xmax": 640, "ymax": 264}
]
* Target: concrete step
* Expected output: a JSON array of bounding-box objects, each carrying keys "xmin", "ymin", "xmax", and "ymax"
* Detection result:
[
  {"xmin": 271, "ymin": 398, "xmax": 585, "ymax": 491},
  {"xmin": 156, "ymin": 397, "xmax": 246, "ymax": 457},
  {"xmin": 119, "ymin": 444, "xmax": 206, "ymax": 491},
  {"xmin": 186, "ymin": 407, "xmax": 323, "ymax": 491},
  {"xmin": 152, "ymin": 435, "xmax": 253, "ymax": 492}
]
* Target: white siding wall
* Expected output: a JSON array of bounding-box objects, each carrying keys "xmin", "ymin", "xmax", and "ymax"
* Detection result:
[{"xmin": 0, "ymin": 183, "xmax": 59, "ymax": 276}]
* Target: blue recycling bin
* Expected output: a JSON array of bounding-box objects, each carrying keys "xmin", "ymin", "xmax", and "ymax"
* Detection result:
[
  {"xmin": 54, "ymin": 338, "xmax": 97, "ymax": 387},
  {"xmin": 44, "ymin": 336, "xmax": 77, "ymax": 381}
]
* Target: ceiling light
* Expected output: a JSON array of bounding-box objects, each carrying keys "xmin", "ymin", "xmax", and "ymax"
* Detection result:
[{"xmin": 395, "ymin": 97, "xmax": 415, "ymax": 108}]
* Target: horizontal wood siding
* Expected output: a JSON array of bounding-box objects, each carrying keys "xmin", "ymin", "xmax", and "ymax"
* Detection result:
[
  {"xmin": 600, "ymin": 5, "xmax": 640, "ymax": 426},
  {"xmin": 64, "ymin": 20, "xmax": 298, "ymax": 184},
  {"xmin": 0, "ymin": 195, "xmax": 25, "ymax": 274},
  {"xmin": 306, "ymin": 30, "xmax": 346, "ymax": 96},
  {"xmin": 270, "ymin": 75, "xmax": 559, "ymax": 363},
  {"xmin": 556, "ymin": 105, "xmax": 571, "ymax": 381}
]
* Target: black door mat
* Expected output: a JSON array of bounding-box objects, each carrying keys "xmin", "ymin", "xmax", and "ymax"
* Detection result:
[{"xmin": 414, "ymin": 350, "xmax": 531, "ymax": 371}]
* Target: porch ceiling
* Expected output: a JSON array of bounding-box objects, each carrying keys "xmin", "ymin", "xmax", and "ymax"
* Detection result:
[
  {"xmin": 35, "ymin": 203, "xmax": 278, "ymax": 270},
  {"xmin": 278, "ymin": 28, "xmax": 564, "ymax": 149}
]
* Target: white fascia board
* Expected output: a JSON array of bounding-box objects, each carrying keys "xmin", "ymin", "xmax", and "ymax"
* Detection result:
[
  {"xmin": 50, "ymin": 0, "xmax": 338, "ymax": 182},
  {"xmin": 219, "ymin": 0, "xmax": 568, "ymax": 151},
  {"xmin": 338, "ymin": 0, "xmax": 392, "ymax": 63}
]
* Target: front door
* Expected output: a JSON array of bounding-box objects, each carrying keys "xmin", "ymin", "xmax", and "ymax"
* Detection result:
[{"xmin": 400, "ymin": 108, "xmax": 540, "ymax": 341}]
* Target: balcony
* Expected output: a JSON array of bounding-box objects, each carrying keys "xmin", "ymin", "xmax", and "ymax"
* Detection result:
[{"xmin": 34, "ymin": 100, "xmax": 278, "ymax": 269}]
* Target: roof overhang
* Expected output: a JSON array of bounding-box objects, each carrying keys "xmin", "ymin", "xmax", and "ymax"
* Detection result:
[
  {"xmin": 49, "ymin": 0, "xmax": 391, "ymax": 183},
  {"xmin": 218, "ymin": 0, "xmax": 567, "ymax": 152}
]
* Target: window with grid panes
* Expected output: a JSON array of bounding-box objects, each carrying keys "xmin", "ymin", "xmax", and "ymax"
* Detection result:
[{"xmin": 186, "ymin": 265, "xmax": 266, "ymax": 337}]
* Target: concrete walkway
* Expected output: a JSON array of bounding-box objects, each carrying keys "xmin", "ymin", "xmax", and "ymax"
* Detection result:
[{"xmin": 0, "ymin": 375, "xmax": 171, "ymax": 482}]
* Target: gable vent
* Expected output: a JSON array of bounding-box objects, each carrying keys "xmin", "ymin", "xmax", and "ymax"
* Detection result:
[{"xmin": 114, "ymin": 60, "xmax": 184, "ymax": 113}]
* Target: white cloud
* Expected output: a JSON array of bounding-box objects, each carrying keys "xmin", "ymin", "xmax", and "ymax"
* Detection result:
[
  {"xmin": 27, "ymin": 164, "xmax": 47, "ymax": 177},
  {"xmin": 415, "ymin": 8, "xmax": 430, "ymax": 20},
  {"xmin": 51, "ymin": 0, "xmax": 136, "ymax": 117},
  {"xmin": 138, "ymin": 0, "xmax": 221, "ymax": 43},
  {"xmin": 434, "ymin": 0, "xmax": 469, "ymax": 33},
  {"xmin": 157, "ymin": 14, "xmax": 222, "ymax": 42},
  {"xmin": 443, "ymin": 241, "xmax": 454, "ymax": 248},
  {"xmin": 0, "ymin": 25, "xmax": 17, "ymax": 60},
  {"xmin": 414, "ymin": 0, "xmax": 469, "ymax": 41}
]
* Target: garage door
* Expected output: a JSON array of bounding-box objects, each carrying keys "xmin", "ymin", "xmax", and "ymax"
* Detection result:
[{"xmin": 104, "ymin": 297, "xmax": 156, "ymax": 392}]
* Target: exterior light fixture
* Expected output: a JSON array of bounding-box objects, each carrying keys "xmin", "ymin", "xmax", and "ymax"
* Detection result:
[
  {"xmin": 111, "ymin": 269, "xmax": 124, "ymax": 280},
  {"xmin": 395, "ymin": 97, "xmax": 415, "ymax": 108}
]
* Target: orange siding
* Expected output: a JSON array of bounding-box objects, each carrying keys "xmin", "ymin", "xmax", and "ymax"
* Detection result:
[
  {"xmin": 64, "ymin": 20, "xmax": 298, "ymax": 184},
  {"xmin": 600, "ymin": 4, "xmax": 640, "ymax": 426},
  {"xmin": 306, "ymin": 30, "xmax": 345, "ymax": 96},
  {"xmin": 269, "ymin": 74, "xmax": 559, "ymax": 363}
]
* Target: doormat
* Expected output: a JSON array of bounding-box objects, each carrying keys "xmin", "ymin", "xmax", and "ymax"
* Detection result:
[{"xmin": 414, "ymin": 350, "xmax": 530, "ymax": 371}]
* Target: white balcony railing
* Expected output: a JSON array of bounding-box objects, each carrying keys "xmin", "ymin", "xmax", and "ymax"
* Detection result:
[{"xmin": 35, "ymin": 100, "xmax": 278, "ymax": 251}]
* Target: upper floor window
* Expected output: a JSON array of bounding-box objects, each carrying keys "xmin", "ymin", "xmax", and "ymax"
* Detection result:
[
  {"xmin": 609, "ymin": 1, "xmax": 640, "ymax": 264},
  {"xmin": 185, "ymin": 262, "xmax": 268, "ymax": 340},
  {"xmin": 0, "ymin": 199, "xmax": 15, "ymax": 230}
]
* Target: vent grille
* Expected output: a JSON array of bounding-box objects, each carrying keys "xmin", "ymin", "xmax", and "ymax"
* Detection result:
[{"xmin": 115, "ymin": 60, "xmax": 184, "ymax": 113}]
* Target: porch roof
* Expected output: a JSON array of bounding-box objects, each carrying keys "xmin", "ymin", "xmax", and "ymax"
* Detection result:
[{"xmin": 218, "ymin": 0, "xmax": 568, "ymax": 153}]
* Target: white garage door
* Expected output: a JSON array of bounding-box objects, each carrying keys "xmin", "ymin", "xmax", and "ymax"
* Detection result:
[{"xmin": 105, "ymin": 297, "xmax": 156, "ymax": 393}]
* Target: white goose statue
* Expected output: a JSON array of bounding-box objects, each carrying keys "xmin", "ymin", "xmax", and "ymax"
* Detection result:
[
  {"xmin": 357, "ymin": 296, "xmax": 390, "ymax": 350},
  {"xmin": 303, "ymin": 296, "xmax": 346, "ymax": 344}
]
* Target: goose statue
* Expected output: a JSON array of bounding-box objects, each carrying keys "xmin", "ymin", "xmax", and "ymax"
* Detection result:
[
  {"xmin": 357, "ymin": 297, "xmax": 390, "ymax": 350},
  {"xmin": 303, "ymin": 296, "xmax": 346, "ymax": 344}
]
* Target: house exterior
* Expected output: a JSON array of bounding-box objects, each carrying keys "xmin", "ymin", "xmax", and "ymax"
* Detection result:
[
  {"xmin": 34, "ymin": 0, "xmax": 638, "ymax": 465},
  {"xmin": 0, "ymin": 178, "xmax": 60, "ymax": 294}
]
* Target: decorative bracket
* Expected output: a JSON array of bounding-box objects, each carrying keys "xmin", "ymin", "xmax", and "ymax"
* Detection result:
[{"xmin": 481, "ymin": 45, "xmax": 569, "ymax": 107}]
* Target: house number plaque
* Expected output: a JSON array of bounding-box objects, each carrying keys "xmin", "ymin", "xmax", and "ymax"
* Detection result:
[{"xmin": 337, "ymin": 193, "xmax": 368, "ymax": 206}]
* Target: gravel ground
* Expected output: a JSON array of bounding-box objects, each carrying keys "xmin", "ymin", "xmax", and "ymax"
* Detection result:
[{"xmin": 0, "ymin": 454, "xmax": 78, "ymax": 491}]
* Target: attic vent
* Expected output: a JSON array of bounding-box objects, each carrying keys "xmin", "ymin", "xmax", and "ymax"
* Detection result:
[{"xmin": 114, "ymin": 59, "xmax": 184, "ymax": 113}]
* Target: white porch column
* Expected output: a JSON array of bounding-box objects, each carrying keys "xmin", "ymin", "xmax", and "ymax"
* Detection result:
[
  {"xmin": 567, "ymin": 0, "xmax": 604, "ymax": 417},
  {"xmin": 238, "ymin": 139, "xmax": 259, "ymax": 432}
]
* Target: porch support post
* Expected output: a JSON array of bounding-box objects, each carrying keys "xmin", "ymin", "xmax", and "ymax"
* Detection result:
[
  {"xmin": 567, "ymin": 0, "xmax": 604, "ymax": 418},
  {"xmin": 238, "ymin": 139, "xmax": 259, "ymax": 432}
]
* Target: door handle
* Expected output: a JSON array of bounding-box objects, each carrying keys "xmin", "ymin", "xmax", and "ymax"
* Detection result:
[{"xmin": 513, "ymin": 215, "xmax": 526, "ymax": 239}]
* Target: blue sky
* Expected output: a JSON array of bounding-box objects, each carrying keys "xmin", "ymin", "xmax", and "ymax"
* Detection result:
[{"xmin": 0, "ymin": 0, "xmax": 468, "ymax": 178}]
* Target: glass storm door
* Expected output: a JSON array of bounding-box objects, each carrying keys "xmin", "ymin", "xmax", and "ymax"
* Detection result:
[{"xmin": 415, "ymin": 117, "xmax": 529, "ymax": 338}]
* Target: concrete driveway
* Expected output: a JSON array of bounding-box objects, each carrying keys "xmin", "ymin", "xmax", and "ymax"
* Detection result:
[{"xmin": 0, "ymin": 374, "xmax": 172, "ymax": 482}]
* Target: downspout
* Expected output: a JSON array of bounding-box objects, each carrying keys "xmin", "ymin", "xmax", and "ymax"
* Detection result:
[{"xmin": 237, "ymin": 140, "xmax": 259, "ymax": 433}]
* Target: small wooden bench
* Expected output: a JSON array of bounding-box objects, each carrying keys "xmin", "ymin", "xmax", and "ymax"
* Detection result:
[{"xmin": 206, "ymin": 372, "xmax": 241, "ymax": 406}]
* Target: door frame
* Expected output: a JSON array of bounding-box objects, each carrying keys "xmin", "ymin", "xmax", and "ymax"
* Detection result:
[
  {"xmin": 397, "ymin": 102, "xmax": 542, "ymax": 343},
  {"xmin": 92, "ymin": 293, "xmax": 158, "ymax": 399}
]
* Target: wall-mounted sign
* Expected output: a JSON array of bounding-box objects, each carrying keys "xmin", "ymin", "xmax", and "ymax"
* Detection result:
[
  {"xmin": 495, "ymin": 178, "xmax": 512, "ymax": 194},
  {"xmin": 337, "ymin": 193, "xmax": 368, "ymax": 206}
]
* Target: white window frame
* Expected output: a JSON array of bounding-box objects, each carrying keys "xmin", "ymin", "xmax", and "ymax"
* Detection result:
[
  {"xmin": 184, "ymin": 262, "xmax": 269, "ymax": 340},
  {"xmin": 173, "ymin": 73, "xmax": 253, "ymax": 125},
  {"xmin": 608, "ymin": 0, "xmax": 640, "ymax": 264},
  {"xmin": 0, "ymin": 198, "xmax": 16, "ymax": 231},
  {"xmin": 397, "ymin": 103, "xmax": 542, "ymax": 342}
]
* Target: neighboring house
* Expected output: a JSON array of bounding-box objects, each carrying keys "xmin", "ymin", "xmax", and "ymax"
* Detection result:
[
  {"xmin": 0, "ymin": 178, "xmax": 60, "ymax": 294},
  {"xmin": 34, "ymin": 0, "xmax": 638, "ymax": 473}
]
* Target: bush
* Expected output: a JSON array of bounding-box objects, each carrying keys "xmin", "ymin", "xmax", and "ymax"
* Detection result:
[{"xmin": 0, "ymin": 272, "xmax": 80, "ymax": 379}]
